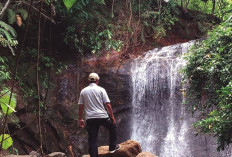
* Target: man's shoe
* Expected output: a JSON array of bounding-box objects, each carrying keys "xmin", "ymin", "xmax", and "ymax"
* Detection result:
[{"xmin": 109, "ymin": 144, "xmax": 120, "ymax": 153}]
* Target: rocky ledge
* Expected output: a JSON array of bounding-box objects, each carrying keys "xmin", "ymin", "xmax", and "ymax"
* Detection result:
[
  {"xmin": 82, "ymin": 140, "xmax": 157, "ymax": 157},
  {"xmin": 2, "ymin": 140, "xmax": 157, "ymax": 157}
]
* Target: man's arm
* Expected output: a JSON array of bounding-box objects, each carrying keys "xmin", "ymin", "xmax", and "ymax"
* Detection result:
[
  {"xmin": 104, "ymin": 102, "xmax": 116, "ymax": 124},
  {"xmin": 78, "ymin": 104, "xmax": 85, "ymax": 128}
]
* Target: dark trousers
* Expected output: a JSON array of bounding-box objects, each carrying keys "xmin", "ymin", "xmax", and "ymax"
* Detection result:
[{"xmin": 86, "ymin": 118, "xmax": 118, "ymax": 157}]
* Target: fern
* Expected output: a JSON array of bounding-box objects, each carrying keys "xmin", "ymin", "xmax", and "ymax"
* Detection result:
[
  {"xmin": 7, "ymin": 9, "xmax": 16, "ymax": 24},
  {"xmin": 16, "ymin": 8, "xmax": 28, "ymax": 20}
]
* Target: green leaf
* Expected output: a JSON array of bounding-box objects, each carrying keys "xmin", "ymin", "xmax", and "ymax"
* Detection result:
[
  {"xmin": 0, "ymin": 90, "xmax": 17, "ymax": 115},
  {"xmin": 63, "ymin": 0, "xmax": 77, "ymax": 11},
  {"xmin": 0, "ymin": 21, "xmax": 17, "ymax": 37},
  {"xmin": 7, "ymin": 9, "xmax": 16, "ymax": 24},
  {"xmin": 0, "ymin": 134, "xmax": 13, "ymax": 150},
  {"xmin": 0, "ymin": 28, "xmax": 13, "ymax": 43}
]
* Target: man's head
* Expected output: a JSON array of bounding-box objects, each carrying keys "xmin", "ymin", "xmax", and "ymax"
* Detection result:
[{"xmin": 88, "ymin": 73, "xmax": 100, "ymax": 83}]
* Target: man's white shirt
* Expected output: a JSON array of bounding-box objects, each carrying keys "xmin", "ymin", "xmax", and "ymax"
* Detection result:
[{"xmin": 78, "ymin": 83, "xmax": 110, "ymax": 120}]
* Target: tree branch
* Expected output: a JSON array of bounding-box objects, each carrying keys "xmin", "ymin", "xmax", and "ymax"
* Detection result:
[
  {"xmin": 17, "ymin": 1, "xmax": 55, "ymax": 24},
  {"xmin": 0, "ymin": 0, "xmax": 11, "ymax": 16}
]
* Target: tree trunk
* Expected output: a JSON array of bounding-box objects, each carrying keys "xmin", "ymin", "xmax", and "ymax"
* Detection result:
[
  {"xmin": 184, "ymin": 0, "xmax": 191, "ymax": 12},
  {"xmin": 211, "ymin": 0, "xmax": 216, "ymax": 14},
  {"xmin": 158, "ymin": 0, "xmax": 162, "ymax": 24}
]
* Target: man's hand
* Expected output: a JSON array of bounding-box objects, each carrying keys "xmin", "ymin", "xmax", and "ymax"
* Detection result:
[
  {"xmin": 111, "ymin": 117, "xmax": 116, "ymax": 125},
  {"xmin": 79, "ymin": 119, "xmax": 85, "ymax": 128},
  {"xmin": 79, "ymin": 104, "xmax": 84, "ymax": 128},
  {"xmin": 105, "ymin": 102, "xmax": 117, "ymax": 125}
]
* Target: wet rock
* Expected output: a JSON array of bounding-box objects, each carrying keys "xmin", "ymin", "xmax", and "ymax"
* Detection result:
[
  {"xmin": 82, "ymin": 140, "xmax": 142, "ymax": 157},
  {"xmin": 13, "ymin": 60, "xmax": 133, "ymax": 156},
  {"xmin": 136, "ymin": 152, "xmax": 158, "ymax": 157}
]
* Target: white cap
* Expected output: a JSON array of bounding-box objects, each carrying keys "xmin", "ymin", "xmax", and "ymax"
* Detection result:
[{"xmin": 88, "ymin": 73, "xmax": 100, "ymax": 81}]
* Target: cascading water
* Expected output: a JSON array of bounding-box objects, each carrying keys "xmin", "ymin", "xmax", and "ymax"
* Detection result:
[{"xmin": 130, "ymin": 41, "xmax": 232, "ymax": 157}]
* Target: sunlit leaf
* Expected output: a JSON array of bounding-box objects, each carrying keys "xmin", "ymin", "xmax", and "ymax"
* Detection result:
[
  {"xmin": 63, "ymin": 0, "xmax": 77, "ymax": 11},
  {"xmin": 0, "ymin": 134, "xmax": 13, "ymax": 150},
  {"xmin": 0, "ymin": 90, "xmax": 16, "ymax": 115}
]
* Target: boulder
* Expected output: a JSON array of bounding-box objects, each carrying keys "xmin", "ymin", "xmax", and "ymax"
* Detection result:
[
  {"xmin": 82, "ymin": 140, "xmax": 142, "ymax": 157},
  {"xmin": 136, "ymin": 152, "xmax": 158, "ymax": 157}
]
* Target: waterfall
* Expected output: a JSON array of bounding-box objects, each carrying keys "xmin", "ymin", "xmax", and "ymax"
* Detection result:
[{"xmin": 130, "ymin": 41, "xmax": 232, "ymax": 157}]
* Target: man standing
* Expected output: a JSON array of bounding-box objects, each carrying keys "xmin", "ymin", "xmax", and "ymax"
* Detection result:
[{"xmin": 78, "ymin": 73, "xmax": 120, "ymax": 157}]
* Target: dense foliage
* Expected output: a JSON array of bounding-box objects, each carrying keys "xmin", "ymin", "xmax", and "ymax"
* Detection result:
[
  {"xmin": 55, "ymin": 0, "xmax": 120, "ymax": 54},
  {"xmin": 177, "ymin": 0, "xmax": 232, "ymax": 20},
  {"xmin": 183, "ymin": 16, "xmax": 232, "ymax": 150},
  {"xmin": 0, "ymin": 57, "xmax": 10, "ymax": 83},
  {"xmin": 54, "ymin": 0, "xmax": 181, "ymax": 54}
]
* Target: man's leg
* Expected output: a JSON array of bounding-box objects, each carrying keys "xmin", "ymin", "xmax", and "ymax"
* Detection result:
[
  {"xmin": 86, "ymin": 119, "xmax": 100, "ymax": 157},
  {"xmin": 101, "ymin": 118, "xmax": 118, "ymax": 150}
]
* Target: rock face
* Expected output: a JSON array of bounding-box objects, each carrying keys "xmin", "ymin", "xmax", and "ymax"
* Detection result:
[
  {"xmin": 12, "ymin": 57, "xmax": 133, "ymax": 156},
  {"xmin": 83, "ymin": 140, "xmax": 142, "ymax": 157}
]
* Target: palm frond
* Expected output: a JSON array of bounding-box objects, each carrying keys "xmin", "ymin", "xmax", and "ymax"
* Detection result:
[
  {"xmin": 0, "ymin": 28, "xmax": 13, "ymax": 43},
  {"xmin": 0, "ymin": 21, "xmax": 17, "ymax": 56},
  {"xmin": 0, "ymin": 21, "xmax": 17, "ymax": 37}
]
